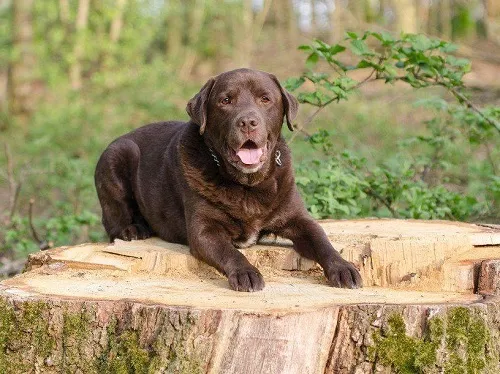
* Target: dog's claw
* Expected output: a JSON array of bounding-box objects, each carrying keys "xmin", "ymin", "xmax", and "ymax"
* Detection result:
[
  {"xmin": 228, "ymin": 267, "xmax": 265, "ymax": 292},
  {"xmin": 115, "ymin": 224, "xmax": 152, "ymax": 241},
  {"xmin": 325, "ymin": 260, "xmax": 363, "ymax": 289}
]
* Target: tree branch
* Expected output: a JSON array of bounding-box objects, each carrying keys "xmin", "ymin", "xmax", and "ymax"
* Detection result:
[
  {"xmin": 445, "ymin": 85, "xmax": 500, "ymax": 134},
  {"xmin": 289, "ymin": 70, "xmax": 378, "ymax": 143},
  {"xmin": 363, "ymin": 188, "xmax": 400, "ymax": 218},
  {"xmin": 4, "ymin": 144, "xmax": 21, "ymax": 223},
  {"xmin": 28, "ymin": 198, "xmax": 50, "ymax": 251}
]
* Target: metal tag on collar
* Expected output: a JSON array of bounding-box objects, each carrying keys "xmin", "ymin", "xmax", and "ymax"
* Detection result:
[
  {"xmin": 209, "ymin": 147, "xmax": 220, "ymax": 167},
  {"xmin": 275, "ymin": 150, "xmax": 282, "ymax": 167}
]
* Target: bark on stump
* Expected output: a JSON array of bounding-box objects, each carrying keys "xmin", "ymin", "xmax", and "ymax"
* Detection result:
[{"xmin": 1, "ymin": 219, "xmax": 500, "ymax": 373}]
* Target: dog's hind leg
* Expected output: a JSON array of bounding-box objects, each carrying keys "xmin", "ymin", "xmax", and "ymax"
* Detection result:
[{"xmin": 95, "ymin": 139, "xmax": 152, "ymax": 241}]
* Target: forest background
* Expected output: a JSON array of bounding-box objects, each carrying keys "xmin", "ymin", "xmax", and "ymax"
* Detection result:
[{"xmin": 0, "ymin": 0, "xmax": 499, "ymax": 275}]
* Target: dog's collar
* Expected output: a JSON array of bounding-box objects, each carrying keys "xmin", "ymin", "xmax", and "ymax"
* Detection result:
[
  {"xmin": 208, "ymin": 147, "xmax": 221, "ymax": 167},
  {"xmin": 208, "ymin": 147, "xmax": 283, "ymax": 168}
]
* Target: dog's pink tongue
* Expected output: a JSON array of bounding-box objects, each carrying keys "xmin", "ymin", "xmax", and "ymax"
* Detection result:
[{"xmin": 236, "ymin": 148, "xmax": 263, "ymax": 165}]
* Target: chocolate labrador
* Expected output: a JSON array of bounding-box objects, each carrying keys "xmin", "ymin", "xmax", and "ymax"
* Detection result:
[{"xmin": 95, "ymin": 68, "xmax": 362, "ymax": 291}]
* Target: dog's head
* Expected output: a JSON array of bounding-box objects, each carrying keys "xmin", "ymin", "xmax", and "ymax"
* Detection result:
[{"xmin": 186, "ymin": 69, "xmax": 298, "ymax": 180}]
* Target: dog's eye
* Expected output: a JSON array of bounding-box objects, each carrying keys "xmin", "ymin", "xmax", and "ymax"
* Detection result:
[
  {"xmin": 221, "ymin": 97, "xmax": 231, "ymax": 105},
  {"xmin": 261, "ymin": 96, "xmax": 270, "ymax": 103}
]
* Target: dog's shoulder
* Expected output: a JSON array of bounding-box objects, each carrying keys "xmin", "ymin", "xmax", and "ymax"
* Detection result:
[{"xmin": 178, "ymin": 122, "xmax": 221, "ymax": 193}]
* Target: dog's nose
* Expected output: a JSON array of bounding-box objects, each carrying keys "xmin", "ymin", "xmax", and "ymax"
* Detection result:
[{"xmin": 238, "ymin": 116, "xmax": 259, "ymax": 133}]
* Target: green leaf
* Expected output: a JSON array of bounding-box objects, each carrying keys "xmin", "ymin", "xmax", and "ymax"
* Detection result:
[
  {"xmin": 329, "ymin": 44, "xmax": 346, "ymax": 55},
  {"xmin": 346, "ymin": 31, "xmax": 358, "ymax": 39},
  {"xmin": 304, "ymin": 71, "xmax": 329, "ymax": 83},
  {"xmin": 297, "ymin": 92, "xmax": 322, "ymax": 106},
  {"xmin": 380, "ymin": 31, "xmax": 395, "ymax": 43},
  {"xmin": 329, "ymin": 58, "xmax": 349, "ymax": 71},
  {"xmin": 410, "ymin": 34, "xmax": 432, "ymax": 51},
  {"xmin": 335, "ymin": 76, "xmax": 358, "ymax": 90},
  {"xmin": 298, "ymin": 45, "xmax": 313, "ymax": 51},
  {"xmin": 350, "ymin": 39, "xmax": 373, "ymax": 56},
  {"xmin": 306, "ymin": 52, "xmax": 319, "ymax": 68},
  {"xmin": 440, "ymin": 42, "xmax": 458, "ymax": 53},
  {"xmin": 357, "ymin": 60, "xmax": 373, "ymax": 68},
  {"xmin": 383, "ymin": 63, "xmax": 398, "ymax": 81},
  {"xmin": 283, "ymin": 77, "xmax": 305, "ymax": 91},
  {"xmin": 446, "ymin": 56, "xmax": 471, "ymax": 68}
]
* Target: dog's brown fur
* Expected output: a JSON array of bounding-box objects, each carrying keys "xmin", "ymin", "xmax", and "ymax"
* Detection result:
[{"xmin": 95, "ymin": 68, "xmax": 362, "ymax": 291}]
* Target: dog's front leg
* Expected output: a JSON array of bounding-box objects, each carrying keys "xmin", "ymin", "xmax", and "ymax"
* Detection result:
[
  {"xmin": 186, "ymin": 214, "xmax": 265, "ymax": 292},
  {"xmin": 277, "ymin": 215, "xmax": 362, "ymax": 289}
]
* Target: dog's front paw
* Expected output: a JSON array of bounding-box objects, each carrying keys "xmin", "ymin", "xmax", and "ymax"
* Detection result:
[
  {"xmin": 227, "ymin": 267, "xmax": 265, "ymax": 292},
  {"xmin": 115, "ymin": 224, "xmax": 152, "ymax": 241},
  {"xmin": 325, "ymin": 260, "xmax": 363, "ymax": 289}
]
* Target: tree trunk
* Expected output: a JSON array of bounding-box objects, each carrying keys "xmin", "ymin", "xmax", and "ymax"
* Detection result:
[
  {"xmin": 273, "ymin": 0, "xmax": 289, "ymax": 43},
  {"xmin": 236, "ymin": 0, "xmax": 253, "ymax": 67},
  {"xmin": 485, "ymin": 0, "xmax": 500, "ymax": 44},
  {"xmin": 309, "ymin": 0, "xmax": 317, "ymax": 35},
  {"xmin": 8, "ymin": 0, "xmax": 36, "ymax": 122},
  {"xmin": 486, "ymin": 0, "xmax": 500, "ymax": 15},
  {"xmin": 235, "ymin": 0, "xmax": 272, "ymax": 68},
  {"xmin": 253, "ymin": 0, "xmax": 273, "ymax": 45},
  {"xmin": 69, "ymin": 0, "xmax": 90, "ymax": 90},
  {"xmin": 285, "ymin": 0, "xmax": 298, "ymax": 47},
  {"xmin": 165, "ymin": 1, "xmax": 184, "ymax": 63},
  {"xmin": 179, "ymin": 0, "xmax": 206, "ymax": 79},
  {"xmin": 110, "ymin": 0, "xmax": 127, "ymax": 44},
  {"xmin": 58, "ymin": 0, "xmax": 70, "ymax": 24},
  {"xmin": 348, "ymin": 0, "xmax": 365, "ymax": 26},
  {"xmin": 330, "ymin": 0, "xmax": 345, "ymax": 43},
  {"xmin": 439, "ymin": 0, "xmax": 452, "ymax": 39},
  {"xmin": 1, "ymin": 219, "xmax": 499, "ymax": 373},
  {"xmin": 0, "ymin": 0, "xmax": 8, "ymax": 112},
  {"xmin": 0, "ymin": 68, "xmax": 7, "ymax": 116},
  {"xmin": 416, "ymin": 0, "xmax": 430, "ymax": 36},
  {"xmin": 391, "ymin": 0, "xmax": 418, "ymax": 34}
]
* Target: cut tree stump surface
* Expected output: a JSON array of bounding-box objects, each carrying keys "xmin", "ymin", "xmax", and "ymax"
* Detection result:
[{"xmin": 1, "ymin": 219, "xmax": 500, "ymax": 373}]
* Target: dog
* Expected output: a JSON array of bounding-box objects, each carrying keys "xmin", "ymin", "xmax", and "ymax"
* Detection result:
[{"xmin": 95, "ymin": 68, "xmax": 362, "ymax": 292}]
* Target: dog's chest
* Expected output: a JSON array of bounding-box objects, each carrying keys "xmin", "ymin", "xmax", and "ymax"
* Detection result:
[{"xmin": 232, "ymin": 231, "xmax": 259, "ymax": 249}]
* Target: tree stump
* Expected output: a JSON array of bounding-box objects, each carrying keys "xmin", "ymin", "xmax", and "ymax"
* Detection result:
[{"xmin": 1, "ymin": 219, "xmax": 500, "ymax": 373}]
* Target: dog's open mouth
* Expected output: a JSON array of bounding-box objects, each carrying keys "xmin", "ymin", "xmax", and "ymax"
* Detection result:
[{"xmin": 236, "ymin": 140, "xmax": 264, "ymax": 166}]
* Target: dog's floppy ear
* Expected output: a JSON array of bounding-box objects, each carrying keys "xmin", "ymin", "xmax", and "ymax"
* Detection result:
[
  {"xmin": 270, "ymin": 75, "xmax": 299, "ymax": 131},
  {"xmin": 186, "ymin": 77, "xmax": 216, "ymax": 135}
]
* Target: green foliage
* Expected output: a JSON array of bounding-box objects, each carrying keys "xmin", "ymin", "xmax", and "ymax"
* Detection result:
[
  {"xmin": 32, "ymin": 1, "xmax": 160, "ymax": 87},
  {"xmin": 286, "ymin": 32, "xmax": 499, "ymax": 133},
  {"xmin": 4, "ymin": 209, "xmax": 101, "ymax": 258},
  {"xmin": 295, "ymin": 130, "xmax": 486, "ymax": 220},
  {"xmin": 295, "ymin": 149, "xmax": 368, "ymax": 218},
  {"xmin": 287, "ymin": 32, "xmax": 468, "ymax": 98},
  {"xmin": 290, "ymin": 32, "xmax": 499, "ymax": 221},
  {"xmin": 1, "ymin": 60, "xmax": 193, "ymax": 257}
]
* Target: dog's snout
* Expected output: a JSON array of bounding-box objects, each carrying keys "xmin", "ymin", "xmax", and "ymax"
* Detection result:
[{"xmin": 237, "ymin": 114, "xmax": 260, "ymax": 133}]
